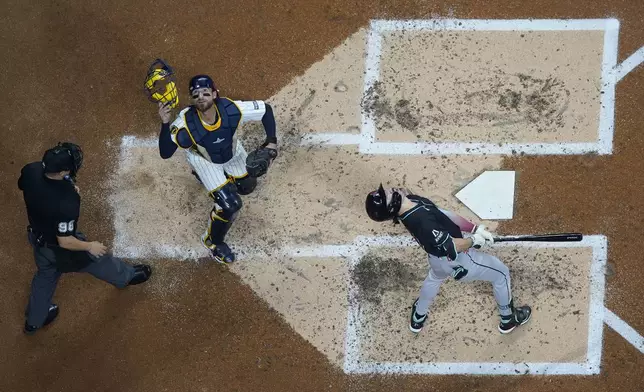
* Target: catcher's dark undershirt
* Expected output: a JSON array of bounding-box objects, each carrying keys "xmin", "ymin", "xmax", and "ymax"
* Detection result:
[{"xmin": 158, "ymin": 103, "xmax": 277, "ymax": 159}]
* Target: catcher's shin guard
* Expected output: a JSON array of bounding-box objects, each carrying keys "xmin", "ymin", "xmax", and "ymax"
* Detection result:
[
  {"xmin": 207, "ymin": 208, "xmax": 235, "ymax": 245},
  {"xmin": 206, "ymin": 182, "xmax": 242, "ymax": 245}
]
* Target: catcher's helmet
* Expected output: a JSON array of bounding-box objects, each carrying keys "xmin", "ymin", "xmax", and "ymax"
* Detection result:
[
  {"xmin": 189, "ymin": 74, "xmax": 216, "ymax": 94},
  {"xmin": 42, "ymin": 142, "xmax": 83, "ymax": 179},
  {"xmin": 365, "ymin": 184, "xmax": 403, "ymax": 222},
  {"xmin": 144, "ymin": 59, "xmax": 179, "ymax": 108}
]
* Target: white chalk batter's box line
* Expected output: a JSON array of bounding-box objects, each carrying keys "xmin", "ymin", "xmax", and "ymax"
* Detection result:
[
  {"xmin": 287, "ymin": 234, "xmax": 608, "ymax": 375},
  {"xmin": 300, "ymin": 18, "xmax": 620, "ymax": 156}
]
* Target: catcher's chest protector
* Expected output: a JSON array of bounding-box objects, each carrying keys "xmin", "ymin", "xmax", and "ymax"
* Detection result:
[{"xmin": 184, "ymin": 98, "xmax": 242, "ymax": 164}]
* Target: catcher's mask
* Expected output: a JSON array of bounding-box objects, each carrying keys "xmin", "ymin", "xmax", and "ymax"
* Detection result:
[
  {"xmin": 42, "ymin": 142, "xmax": 84, "ymax": 180},
  {"xmin": 144, "ymin": 59, "xmax": 179, "ymax": 108},
  {"xmin": 365, "ymin": 184, "xmax": 402, "ymax": 222}
]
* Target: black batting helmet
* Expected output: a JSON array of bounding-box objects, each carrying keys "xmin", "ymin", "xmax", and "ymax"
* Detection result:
[{"xmin": 365, "ymin": 184, "xmax": 402, "ymax": 222}]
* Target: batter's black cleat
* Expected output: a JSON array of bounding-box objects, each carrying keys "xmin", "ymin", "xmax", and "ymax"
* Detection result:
[
  {"xmin": 24, "ymin": 304, "xmax": 59, "ymax": 335},
  {"xmin": 499, "ymin": 305, "xmax": 532, "ymax": 334},
  {"xmin": 409, "ymin": 298, "xmax": 428, "ymax": 333},
  {"xmin": 129, "ymin": 264, "xmax": 152, "ymax": 285}
]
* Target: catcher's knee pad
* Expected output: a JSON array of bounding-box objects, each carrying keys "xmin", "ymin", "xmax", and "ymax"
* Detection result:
[
  {"xmin": 233, "ymin": 175, "xmax": 257, "ymax": 195},
  {"xmin": 213, "ymin": 181, "xmax": 243, "ymax": 220}
]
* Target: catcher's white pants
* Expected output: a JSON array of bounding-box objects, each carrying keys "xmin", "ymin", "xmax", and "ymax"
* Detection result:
[
  {"xmin": 185, "ymin": 143, "xmax": 249, "ymax": 194},
  {"xmin": 416, "ymin": 249, "xmax": 513, "ymax": 317}
]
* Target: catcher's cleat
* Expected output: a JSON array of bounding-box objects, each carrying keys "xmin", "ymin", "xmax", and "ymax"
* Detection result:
[
  {"xmin": 499, "ymin": 305, "xmax": 532, "ymax": 334},
  {"xmin": 201, "ymin": 233, "xmax": 236, "ymax": 264}
]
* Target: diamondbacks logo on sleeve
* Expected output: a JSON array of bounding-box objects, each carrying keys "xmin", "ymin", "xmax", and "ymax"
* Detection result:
[{"xmin": 432, "ymin": 229, "xmax": 449, "ymax": 245}]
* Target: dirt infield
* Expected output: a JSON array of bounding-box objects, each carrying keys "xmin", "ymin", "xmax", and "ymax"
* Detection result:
[{"xmin": 1, "ymin": 0, "xmax": 643, "ymax": 391}]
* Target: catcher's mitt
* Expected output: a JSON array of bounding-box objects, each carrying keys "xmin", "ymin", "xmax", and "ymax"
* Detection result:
[{"xmin": 246, "ymin": 147, "xmax": 278, "ymax": 178}]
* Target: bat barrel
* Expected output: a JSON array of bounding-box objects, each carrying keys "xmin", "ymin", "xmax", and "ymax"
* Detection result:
[{"xmin": 493, "ymin": 233, "xmax": 583, "ymax": 242}]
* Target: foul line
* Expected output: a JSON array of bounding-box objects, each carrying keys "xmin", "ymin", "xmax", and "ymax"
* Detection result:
[
  {"xmin": 603, "ymin": 309, "xmax": 644, "ymax": 354},
  {"xmin": 613, "ymin": 46, "xmax": 644, "ymax": 82}
]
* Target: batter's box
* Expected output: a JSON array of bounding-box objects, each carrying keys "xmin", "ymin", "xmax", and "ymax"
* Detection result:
[
  {"xmin": 358, "ymin": 19, "xmax": 619, "ymax": 155},
  {"xmin": 299, "ymin": 235, "xmax": 607, "ymax": 375}
]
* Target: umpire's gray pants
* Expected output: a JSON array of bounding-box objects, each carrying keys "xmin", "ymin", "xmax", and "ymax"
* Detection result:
[
  {"xmin": 416, "ymin": 249, "xmax": 513, "ymax": 318},
  {"xmin": 25, "ymin": 232, "xmax": 136, "ymax": 328}
]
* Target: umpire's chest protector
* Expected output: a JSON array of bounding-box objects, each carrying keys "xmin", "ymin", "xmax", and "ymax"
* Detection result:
[{"xmin": 184, "ymin": 98, "xmax": 242, "ymax": 164}]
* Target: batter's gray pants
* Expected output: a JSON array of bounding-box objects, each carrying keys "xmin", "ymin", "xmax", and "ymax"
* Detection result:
[
  {"xmin": 416, "ymin": 249, "xmax": 513, "ymax": 317},
  {"xmin": 25, "ymin": 231, "xmax": 136, "ymax": 328}
]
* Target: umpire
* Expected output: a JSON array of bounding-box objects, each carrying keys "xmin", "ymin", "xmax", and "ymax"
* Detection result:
[{"xmin": 18, "ymin": 142, "xmax": 152, "ymax": 335}]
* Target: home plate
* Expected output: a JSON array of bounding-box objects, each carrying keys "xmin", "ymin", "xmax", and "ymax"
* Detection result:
[{"xmin": 455, "ymin": 171, "xmax": 516, "ymax": 220}]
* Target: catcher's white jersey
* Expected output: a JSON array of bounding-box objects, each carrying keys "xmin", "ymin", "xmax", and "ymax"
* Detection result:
[
  {"xmin": 170, "ymin": 99, "xmax": 267, "ymax": 193},
  {"xmin": 188, "ymin": 142, "xmax": 249, "ymax": 193}
]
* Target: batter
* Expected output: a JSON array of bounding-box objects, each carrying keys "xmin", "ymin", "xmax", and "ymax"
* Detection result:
[{"xmin": 365, "ymin": 184, "xmax": 532, "ymax": 334}]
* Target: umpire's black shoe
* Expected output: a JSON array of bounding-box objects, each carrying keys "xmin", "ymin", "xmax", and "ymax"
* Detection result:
[
  {"xmin": 24, "ymin": 304, "xmax": 59, "ymax": 335},
  {"xmin": 129, "ymin": 264, "xmax": 152, "ymax": 285},
  {"xmin": 499, "ymin": 305, "xmax": 532, "ymax": 334},
  {"xmin": 212, "ymin": 242, "xmax": 235, "ymax": 264}
]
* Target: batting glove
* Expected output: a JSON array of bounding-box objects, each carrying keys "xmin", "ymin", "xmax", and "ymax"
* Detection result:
[
  {"xmin": 471, "ymin": 233, "xmax": 487, "ymax": 249},
  {"xmin": 474, "ymin": 224, "xmax": 495, "ymax": 244},
  {"xmin": 451, "ymin": 266, "xmax": 468, "ymax": 280}
]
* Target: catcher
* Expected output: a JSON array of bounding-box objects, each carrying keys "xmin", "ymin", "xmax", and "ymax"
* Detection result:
[{"xmin": 145, "ymin": 60, "xmax": 278, "ymax": 263}]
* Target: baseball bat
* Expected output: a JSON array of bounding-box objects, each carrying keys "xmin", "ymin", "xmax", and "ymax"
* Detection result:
[{"xmin": 492, "ymin": 233, "xmax": 583, "ymax": 242}]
